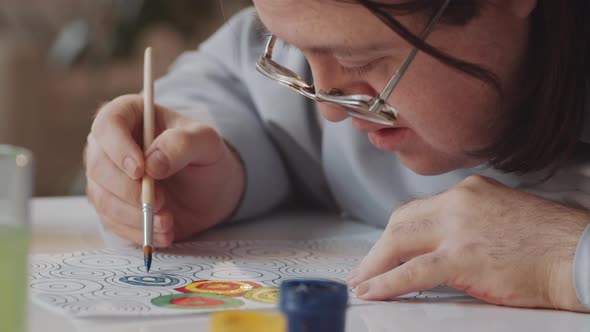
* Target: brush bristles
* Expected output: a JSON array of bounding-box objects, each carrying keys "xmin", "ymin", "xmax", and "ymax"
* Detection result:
[{"xmin": 143, "ymin": 245, "xmax": 153, "ymax": 272}]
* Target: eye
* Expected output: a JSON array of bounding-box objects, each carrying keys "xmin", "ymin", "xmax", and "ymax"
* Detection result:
[
  {"xmin": 338, "ymin": 57, "xmax": 384, "ymax": 77},
  {"xmin": 339, "ymin": 62, "xmax": 378, "ymax": 76}
]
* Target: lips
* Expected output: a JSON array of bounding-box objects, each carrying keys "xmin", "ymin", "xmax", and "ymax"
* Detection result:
[
  {"xmin": 350, "ymin": 117, "xmax": 409, "ymax": 151},
  {"xmin": 367, "ymin": 128, "xmax": 409, "ymax": 151}
]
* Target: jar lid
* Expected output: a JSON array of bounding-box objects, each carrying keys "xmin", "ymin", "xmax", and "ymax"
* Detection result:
[{"xmin": 279, "ymin": 279, "xmax": 348, "ymax": 315}]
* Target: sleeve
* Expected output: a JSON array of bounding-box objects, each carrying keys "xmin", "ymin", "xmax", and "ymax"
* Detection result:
[
  {"xmin": 558, "ymin": 160, "xmax": 590, "ymax": 309},
  {"xmin": 570, "ymin": 160, "xmax": 590, "ymax": 309},
  {"xmin": 573, "ymin": 82, "xmax": 590, "ymax": 309},
  {"xmin": 574, "ymin": 224, "xmax": 590, "ymax": 309},
  {"xmin": 153, "ymin": 7, "xmax": 290, "ymax": 222}
]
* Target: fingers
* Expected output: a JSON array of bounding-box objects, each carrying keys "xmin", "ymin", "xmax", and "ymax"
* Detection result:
[
  {"xmin": 87, "ymin": 177, "xmax": 166, "ymax": 227},
  {"xmin": 102, "ymin": 216, "xmax": 174, "ymax": 248},
  {"xmin": 145, "ymin": 123, "xmax": 224, "ymax": 180},
  {"xmin": 90, "ymin": 94, "xmax": 224, "ymax": 182},
  {"xmin": 86, "ymin": 134, "xmax": 165, "ymax": 209},
  {"xmin": 348, "ymin": 202, "xmax": 440, "ymax": 288},
  {"xmin": 87, "ymin": 178, "xmax": 174, "ymax": 247},
  {"xmin": 348, "ymin": 226, "xmax": 438, "ymax": 288},
  {"xmin": 356, "ymin": 251, "xmax": 451, "ymax": 300},
  {"xmin": 91, "ymin": 95, "xmax": 145, "ymax": 179}
]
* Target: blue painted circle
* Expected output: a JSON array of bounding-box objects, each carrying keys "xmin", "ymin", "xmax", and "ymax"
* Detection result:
[{"xmin": 118, "ymin": 275, "xmax": 180, "ymax": 287}]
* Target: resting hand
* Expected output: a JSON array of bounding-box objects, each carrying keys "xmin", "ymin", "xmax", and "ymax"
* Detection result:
[{"xmin": 348, "ymin": 175, "xmax": 590, "ymax": 312}]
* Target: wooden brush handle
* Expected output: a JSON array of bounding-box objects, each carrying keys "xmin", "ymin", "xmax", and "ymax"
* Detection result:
[{"xmin": 142, "ymin": 47, "xmax": 155, "ymax": 205}]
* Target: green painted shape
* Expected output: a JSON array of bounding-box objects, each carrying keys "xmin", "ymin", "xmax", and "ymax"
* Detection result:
[{"xmin": 151, "ymin": 293, "xmax": 244, "ymax": 309}]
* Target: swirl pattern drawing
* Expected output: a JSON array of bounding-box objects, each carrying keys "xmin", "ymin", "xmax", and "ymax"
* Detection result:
[{"xmin": 29, "ymin": 238, "xmax": 462, "ymax": 317}]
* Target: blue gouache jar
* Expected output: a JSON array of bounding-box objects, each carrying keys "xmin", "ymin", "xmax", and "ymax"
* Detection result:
[{"xmin": 279, "ymin": 279, "xmax": 348, "ymax": 332}]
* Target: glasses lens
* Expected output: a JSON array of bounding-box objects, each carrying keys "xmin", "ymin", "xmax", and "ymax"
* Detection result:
[
  {"xmin": 316, "ymin": 90, "xmax": 398, "ymax": 126},
  {"xmin": 257, "ymin": 57, "xmax": 309, "ymax": 89},
  {"xmin": 257, "ymin": 55, "xmax": 398, "ymax": 125}
]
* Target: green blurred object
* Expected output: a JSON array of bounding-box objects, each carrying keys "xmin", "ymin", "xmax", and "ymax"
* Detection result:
[
  {"xmin": 0, "ymin": 227, "xmax": 30, "ymax": 332},
  {"xmin": 0, "ymin": 145, "xmax": 33, "ymax": 332}
]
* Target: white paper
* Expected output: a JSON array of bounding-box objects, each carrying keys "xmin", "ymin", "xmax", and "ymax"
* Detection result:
[{"xmin": 28, "ymin": 239, "xmax": 474, "ymax": 318}]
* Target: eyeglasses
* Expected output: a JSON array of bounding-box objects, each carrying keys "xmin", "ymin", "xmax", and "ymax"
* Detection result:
[{"xmin": 256, "ymin": 0, "xmax": 450, "ymax": 126}]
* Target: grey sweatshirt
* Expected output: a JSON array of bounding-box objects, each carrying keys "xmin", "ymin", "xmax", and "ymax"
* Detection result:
[{"xmin": 153, "ymin": 8, "xmax": 590, "ymax": 309}]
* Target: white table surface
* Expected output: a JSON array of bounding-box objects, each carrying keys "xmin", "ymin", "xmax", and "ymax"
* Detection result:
[{"xmin": 27, "ymin": 197, "xmax": 590, "ymax": 332}]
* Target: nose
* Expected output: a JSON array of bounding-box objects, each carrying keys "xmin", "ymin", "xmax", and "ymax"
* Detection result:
[
  {"xmin": 316, "ymin": 82, "xmax": 379, "ymax": 122},
  {"xmin": 307, "ymin": 56, "xmax": 378, "ymax": 123},
  {"xmin": 317, "ymin": 103, "xmax": 350, "ymax": 122}
]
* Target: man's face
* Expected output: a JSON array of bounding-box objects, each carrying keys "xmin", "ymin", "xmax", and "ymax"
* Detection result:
[{"xmin": 254, "ymin": 0, "xmax": 531, "ymax": 175}]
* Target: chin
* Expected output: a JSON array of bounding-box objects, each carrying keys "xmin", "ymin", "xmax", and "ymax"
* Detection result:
[{"xmin": 395, "ymin": 153, "xmax": 468, "ymax": 176}]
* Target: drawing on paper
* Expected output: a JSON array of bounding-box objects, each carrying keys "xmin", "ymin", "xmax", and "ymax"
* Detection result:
[
  {"xmin": 243, "ymin": 287, "xmax": 280, "ymax": 304},
  {"xmin": 151, "ymin": 293, "xmax": 244, "ymax": 309},
  {"xmin": 176, "ymin": 280, "xmax": 261, "ymax": 296},
  {"xmin": 28, "ymin": 239, "xmax": 474, "ymax": 318}
]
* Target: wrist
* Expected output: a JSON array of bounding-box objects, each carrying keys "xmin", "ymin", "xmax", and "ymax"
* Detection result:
[{"xmin": 548, "ymin": 258, "xmax": 580, "ymax": 311}]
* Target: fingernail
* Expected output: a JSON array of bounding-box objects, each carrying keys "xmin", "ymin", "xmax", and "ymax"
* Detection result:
[
  {"xmin": 123, "ymin": 157, "xmax": 139, "ymax": 178},
  {"xmin": 154, "ymin": 218, "xmax": 163, "ymax": 232},
  {"xmin": 347, "ymin": 268, "xmax": 359, "ymax": 281},
  {"xmin": 348, "ymin": 278, "xmax": 359, "ymax": 288},
  {"xmin": 356, "ymin": 282, "xmax": 370, "ymax": 298},
  {"xmin": 154, "ymin": 215, "xmax": 170, "ymax": 232},
  {"xmin": 347, "ymin": 270, "xmax": 360, "ymax": 287},
  {"xmin": 146, "ymin": 150, "xmax": 169, "ymax": 177},
  {"xmin": 156, "ymin": 231, "xmax": 174, "ymax": 248}
]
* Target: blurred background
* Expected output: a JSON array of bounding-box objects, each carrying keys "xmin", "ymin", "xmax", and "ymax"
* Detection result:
[{"xmin": 0, "ymin": 0, "xmax": 251, "ymax": 196}]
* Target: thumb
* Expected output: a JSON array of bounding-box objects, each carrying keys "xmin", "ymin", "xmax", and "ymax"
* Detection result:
[{"xmin": 145, "ymin": 124, "xmax": 225, "ymax": 180}]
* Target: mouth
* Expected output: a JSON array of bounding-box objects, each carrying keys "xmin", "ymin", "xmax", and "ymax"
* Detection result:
[
  {"xmin": 367, "ymin": 127, "xmax": 409, "ymax": 152},
  {"xmin": 350, "ymin": 117, "xmax": 409, "ymax": 151}
]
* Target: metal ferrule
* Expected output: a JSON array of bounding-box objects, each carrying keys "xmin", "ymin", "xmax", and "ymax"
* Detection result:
[{"xmin": 142, "ymin": 203, "xmax": 154, "ymax": 247}]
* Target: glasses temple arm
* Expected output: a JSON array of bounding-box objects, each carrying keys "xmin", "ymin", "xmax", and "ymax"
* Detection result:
[
  {"xmin": 371, "ymin": 0, "xmax": 451, "ymax": 111},
  {"xmin": 263, "ymin": 35, "xmax": 276, "ymax": 58}
]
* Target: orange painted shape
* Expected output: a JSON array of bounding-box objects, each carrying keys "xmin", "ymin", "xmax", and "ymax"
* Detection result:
[{"xmin": 176, "ymin": 280, "xmax": 262, "ymax": 296}]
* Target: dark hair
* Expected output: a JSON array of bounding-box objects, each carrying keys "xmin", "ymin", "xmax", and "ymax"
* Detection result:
[{"xmin": 356, "ymin": 0, "xmax": 590, "ymax": 174}]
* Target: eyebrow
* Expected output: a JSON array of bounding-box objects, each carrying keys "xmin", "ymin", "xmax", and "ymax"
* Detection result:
[{"xmin": 253, "ymin": 12, "xmax": 394, "ymax": 57}]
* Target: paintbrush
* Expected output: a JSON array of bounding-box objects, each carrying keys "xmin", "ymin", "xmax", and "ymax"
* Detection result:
[{"xmin": 142, "ymin": 47, "xmax": 155, "ymax": 272}]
